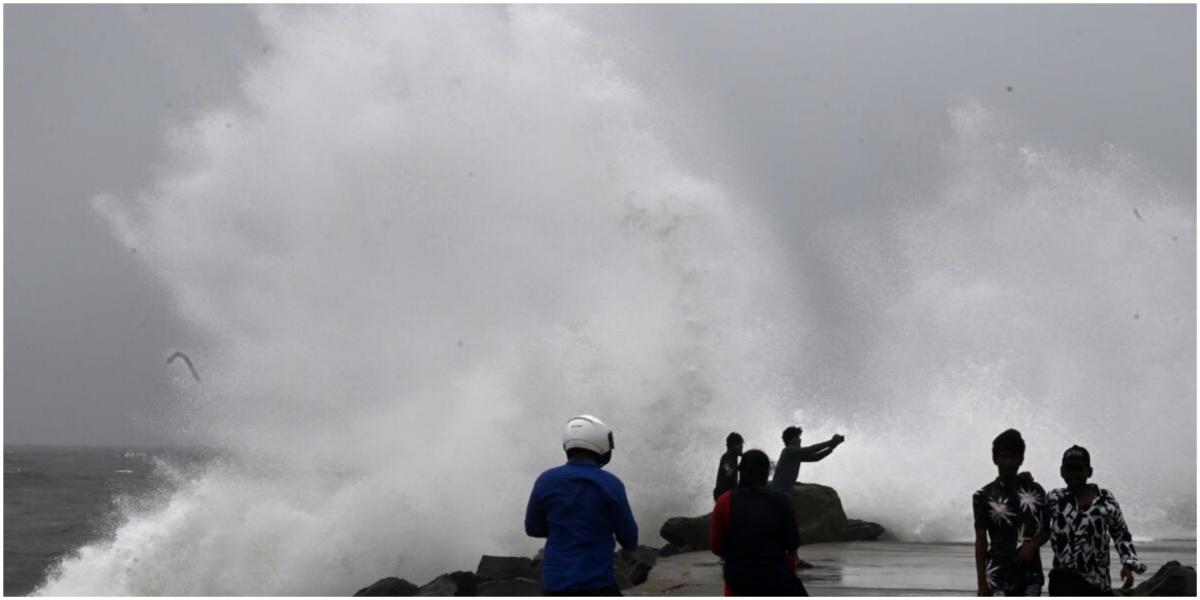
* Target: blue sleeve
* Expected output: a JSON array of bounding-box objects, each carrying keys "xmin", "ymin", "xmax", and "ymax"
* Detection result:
[
  {"xmin": 525, "ymin": 474, "xmax": 549, "ymax": 538},
  {"xmin": 609, "ymin": 478, "xmax": 639, "ymax": 551}
]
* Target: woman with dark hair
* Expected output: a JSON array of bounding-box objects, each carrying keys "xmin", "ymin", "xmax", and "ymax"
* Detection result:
[{"xmin": 709, "ymin": 449, "xmax": 808, "ymax": 596}]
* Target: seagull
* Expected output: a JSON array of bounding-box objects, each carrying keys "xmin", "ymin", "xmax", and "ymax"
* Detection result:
[{"xmin": 167, "ymin": 351, "xmax": 201, "ymax": 382}]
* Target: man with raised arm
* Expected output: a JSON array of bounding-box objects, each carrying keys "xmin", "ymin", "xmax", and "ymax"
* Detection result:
[{"xmin": 768, "ymin": 425, "xmax": 844, "ymax": 496}]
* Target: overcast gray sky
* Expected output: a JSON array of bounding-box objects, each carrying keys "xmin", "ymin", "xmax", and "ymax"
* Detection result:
[{"xmin": 5, "ymin": 5, "xmax": 1194, "ymax": 447}]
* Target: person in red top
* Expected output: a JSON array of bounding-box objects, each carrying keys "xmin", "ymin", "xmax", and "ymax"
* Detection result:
[{"xmin": 709, "ymin": 449, "xmax": 808, "ymax": 596}]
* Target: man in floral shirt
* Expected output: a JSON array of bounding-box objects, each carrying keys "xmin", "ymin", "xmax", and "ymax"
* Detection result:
[
  {"xmin": 973, "ymin": 429, "xmax": 1047, "ymax": 596},
  {"xmin": 1032, "ymin": 445, "xmax": 1147, "ymax": 595}
]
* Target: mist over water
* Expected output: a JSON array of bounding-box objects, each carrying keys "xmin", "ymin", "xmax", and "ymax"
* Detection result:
[{"xmin": 37, "ymin": 6, "xmax": 1193, "ymax": 596}]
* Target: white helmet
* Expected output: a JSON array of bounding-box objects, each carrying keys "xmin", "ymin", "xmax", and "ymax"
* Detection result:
[{"xmin": 563, "ymin": 415, "xmax": 615, "ymax": 464}]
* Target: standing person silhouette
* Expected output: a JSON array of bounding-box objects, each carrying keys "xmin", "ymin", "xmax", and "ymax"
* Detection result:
[
  {"xmin": 525, "ymin": 415, "xmax": 638, "ymax": 596},
  {"xmin": 710, "ymin": 449, "xmax": 808, "ymax": 596},
  {"xmin": 972, "ymin": 429, "xmax": 1047, "ymax": 596},
  {"xmin": 713, "ymin": 432, "xmax": 744, "ymax": 502}
]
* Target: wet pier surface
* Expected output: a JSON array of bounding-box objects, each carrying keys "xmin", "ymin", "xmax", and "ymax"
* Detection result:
[{"xmin": 629, "ymin": 539, "xmax": 1197, "ymax": 596}]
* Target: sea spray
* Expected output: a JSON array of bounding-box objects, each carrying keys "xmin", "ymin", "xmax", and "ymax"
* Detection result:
[
  {"xmin": 804, "ymin": 98, "xmax": 1195, "ymax": 542},
  {"xmin": 43, "ymin": 6, "xmax": 803, "ymax": 595},
  {"xmin": 36, "ymin": 6, "xmax": 1195, "ymax": 596}
]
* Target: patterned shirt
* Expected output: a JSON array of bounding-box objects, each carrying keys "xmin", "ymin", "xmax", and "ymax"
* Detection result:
[
  {"xmin": 972, "ymin": 478, "xmax": 1047, "ymax": 593},
  {"xmin": 1046, "ymin": 485, "xmax": 1146, "ymax": 592}
]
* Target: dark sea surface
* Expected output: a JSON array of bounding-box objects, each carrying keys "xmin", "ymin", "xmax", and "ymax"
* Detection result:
[{"xmin": 3, "ymin": 446, "xmax": 211, "ymax": 596}]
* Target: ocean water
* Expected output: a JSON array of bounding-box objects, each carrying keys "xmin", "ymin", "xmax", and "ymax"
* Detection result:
[
  {"xmin": 4, "ymin": 446, "xmax": 212, "ymax": 596},
  {"xmin": 17, "ymin": 5, "xmax": 1197, "ymax": 596}
]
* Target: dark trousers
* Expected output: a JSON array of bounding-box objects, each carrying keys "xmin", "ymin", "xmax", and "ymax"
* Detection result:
[
  {"xmin": 1048, "ymin": 569, "xmax": 1110, "ymax": 596},
  {"xmin": 545, "ymin": 584, "xmax": 622, "ymax": 596}
]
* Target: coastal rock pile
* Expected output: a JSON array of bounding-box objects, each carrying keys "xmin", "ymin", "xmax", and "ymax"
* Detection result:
[
  {"xmin": 1122, "ymin": 561, "xmax": 1197, "ymax": 596},
  {"xmin": 659, "ymin": 482, "xmax": 886, "ymax": 551},
  {"xmin": 353, "ymin": 547, "xmax": 660, "ymax": 596},
  {"xmin": 354, "ymin": 577, "xmax": 420, "ymax": 596}
]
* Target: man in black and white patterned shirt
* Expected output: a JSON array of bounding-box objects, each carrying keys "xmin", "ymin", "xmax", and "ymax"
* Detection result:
[{"xmin": 1031, "ymin": 445, "xmax": 1147, "ymax": 595}]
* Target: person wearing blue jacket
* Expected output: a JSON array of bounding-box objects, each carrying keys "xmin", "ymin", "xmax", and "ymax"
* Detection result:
[{"xmin": 525, "ymin": 415, "xmax": 639, "ymax": 596}]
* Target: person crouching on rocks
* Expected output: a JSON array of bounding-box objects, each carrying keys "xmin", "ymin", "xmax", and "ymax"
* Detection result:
[
  {"xmin": 525, "ymin": 415, "xmax": 639, "ymax": 596},
  {"xmin": 709, "ymin": 449, "xmax": 808, "ymax": 596}
]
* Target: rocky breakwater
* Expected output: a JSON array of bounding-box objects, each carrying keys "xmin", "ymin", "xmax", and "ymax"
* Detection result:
[
  {"xmin": 659, "ymin": 482, "xmax": 886, "ymax": 553},
  {"xmin": 1120, "ymin": 561, "xmax": 1197, "ymax": 597},
  {"xmin": 353, "ymin": 548, "xmax": 660, "ymax": 596}
]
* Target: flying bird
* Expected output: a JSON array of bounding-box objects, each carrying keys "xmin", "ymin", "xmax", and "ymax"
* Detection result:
[
  {"xmin": 1133, "ymin": 207, "xmax": 1144, "ymax": 221},
  {"xmin": 167, "ymin": 351, "xmax": 201, "ymax": 382}
]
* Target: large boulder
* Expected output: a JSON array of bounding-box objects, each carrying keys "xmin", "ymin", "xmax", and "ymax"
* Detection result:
[
  {"xmin": 844, "ymin": 519, "xmax": 886, "ymax": 542},
  {"xmin": 475, "ymin": 556, "xmax": 536, "ymax": 582},
  {"xmin": 414, "ymin": 575, "xmax": 457, "ymax": 597},
  {"xmin": 1123, "ymin": 561, "xmax": 1197, "ymax": 596},
  {"xmin": 659, "ymin": 483, "xmax": 887, "ymax": 549},
  {"xmin": 613, "ymin": 545, "xmax": 659, "ymax": 589},
  {"xmin": 660, "ymin": 514, "xmax": 712, "ymax": 549},
  {"xmin": 354, "ymin": 577, "xmax": 420, "ymax": 596},
  {"xmin": 415, "ymin": 571, "xmax": 480, "ymax": 597},
  {"xmin": 789, "ymin": 482, "xmax": 849, "ymax": 543}
]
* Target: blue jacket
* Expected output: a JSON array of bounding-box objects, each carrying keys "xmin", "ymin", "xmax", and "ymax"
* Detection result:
[{"xmin": 525, "ymin": 457, "xmax": 639, "ymax": 592}]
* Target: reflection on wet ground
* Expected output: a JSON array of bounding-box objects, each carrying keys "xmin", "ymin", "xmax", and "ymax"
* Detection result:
[{"xmin": 630, "ymin": 540, "xmax": 1196, "ymax": 596}]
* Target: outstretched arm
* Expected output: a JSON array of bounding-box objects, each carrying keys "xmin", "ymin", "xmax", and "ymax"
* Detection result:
[{"xmin": 1107, "ymin": 493, "xmax": 1146, "ymax": 587}]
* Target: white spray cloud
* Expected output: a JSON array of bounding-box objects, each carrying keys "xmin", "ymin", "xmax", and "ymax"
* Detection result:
[
  {"xmin": 811, "ymin": 98, "xmax": 1195, "ymax": 542},
  {"xmin": 39, "ymin": 8, "xmax": 1194, "ymax": 595},
  {"xmin": 46, "ymin": 6, "xmax": 803, "ymax": 595}
]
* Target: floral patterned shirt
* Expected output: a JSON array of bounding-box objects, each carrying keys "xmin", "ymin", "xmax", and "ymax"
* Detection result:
[
  {"xmin": 972, "ymin": 478, "xmax": 1047, "ymax": 593},
  {"xmin": 1046, "ymin": 485, "xmax": 1146, "ymax": 592}
]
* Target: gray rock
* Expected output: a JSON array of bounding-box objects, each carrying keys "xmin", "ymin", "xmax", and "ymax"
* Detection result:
[
  {"xmin": 355, "ymin": 577, "xmax": 419, "ymax": 596},
  {"xmin": 1123, "ymin": 561, "xmax": 1196, "ymax": 596},
  {"xmin": 476, "ymin": 578, "xmax": 542, "ymax": 596},
  {"xmin": 660, "ymin": 515, "xmax": 712, "ymax": 550},
  {"xmin": 414, "ymin": 575, "xmax": 457, "ymax": 597},
  {"xmin": 415, "ymin": 572, "xmax": 480, "ymax": 597},
  {"xmin": 788, "ymin": 482, "xmax": 849, "ymax": 544},
  {"xmin": 613, "ymin": 545, "xmax": 658, "ymax": 589},
  {"xmin": 658, "ymin": 483, "xmax": 888, "ymax": 550},
  {"xmin": 475, "ymin": 556, "xmax": 536, "ymax": 582},
  {"xmin": 844, "ymin": 518, "xmax": 886, "ymax": 542}
]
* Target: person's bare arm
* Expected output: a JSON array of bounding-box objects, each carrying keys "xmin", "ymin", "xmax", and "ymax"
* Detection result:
[{"xmin": 975, "ymin": 527, "xmax": 991, "ymax": 596}]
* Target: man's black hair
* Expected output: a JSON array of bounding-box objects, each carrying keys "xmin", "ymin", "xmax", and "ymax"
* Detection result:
[
  {"xmin": 781, "ymin": 426, "xmax": 802, "ymax": 444},
  {"xmin": 737, "ymin": 449, "xmax": 771, "ymax": 488},
  {"xmin": 726, "ymin": 432, "xmax": 744, "ymax": 448},
  {"xmin": 992, "ymin": 428, "xmax": 1026, "ymax": 459}
]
